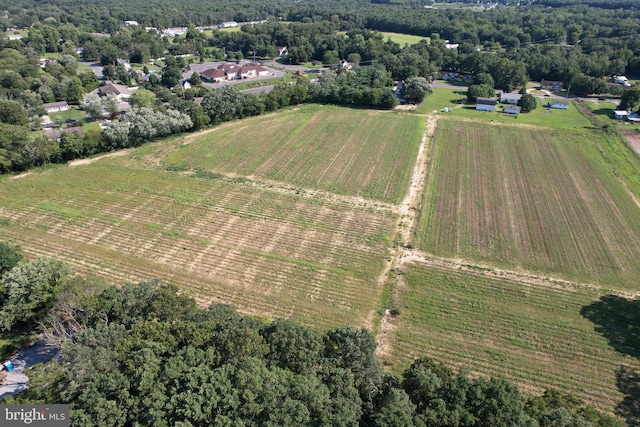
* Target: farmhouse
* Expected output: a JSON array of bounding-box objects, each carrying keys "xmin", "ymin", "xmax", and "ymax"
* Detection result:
[
  {"xmin": 541, "ymin": 79, "xmax": 563, "ymax": 91},
  {"xmin": 548, "ymin": 99, "xmax": 569, "ymax": 109},
  {"xmin": 43, "ymin": 101, "xmax": 69, "ymax": 114},
  {"xmin": 503, "ymin": 105, "xmax": 521, "ymax": 115},
  {"xmin": 98, "ymin": 82, "xmax": 133, "ymax": 100},
  {"xmin": 476, "ymin": 97, "xmax": 497, "ymax": 112},
  {"xmin": 500, "ymin": 93, "xmax": 522, "ymax": 104}
]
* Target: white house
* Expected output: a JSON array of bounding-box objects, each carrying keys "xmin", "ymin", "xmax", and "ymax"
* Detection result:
[
  {"xmin": 220, "ymin": 21, "xmax": 238, "ymax": 28},
  {"xmin": 500, "ymin": 93, "xmax": 522, "ymax": 104},
  {"xmin": 548, "ymin": 99, "xmax": 569, "ymax": 109},
  {"xmin": 124, "ymin": 20, "xmax": 139, "ymax": 27},
  {"xmin": 43, "ymin": 101, "xmax": 70, "ymax": 114},
  {"xmin": 277, "ymin": 46, "xmax": 288, "ymax": 57}
]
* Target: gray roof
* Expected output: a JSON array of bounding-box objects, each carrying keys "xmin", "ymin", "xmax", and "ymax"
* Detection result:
[
  {"xmin": 500, "ymin": 93, "xmax": 522, "ymax": 101},
  {"xmin": 548, "ymin": 99, "xmax": 569, "ymax": 106},
  {"xmin": 504, "ymin": 105, "xmax": 522, "ymax": 114},
  {"xmin": 43, "ymin": 101, "xmax": 69, "ymax": 109}
]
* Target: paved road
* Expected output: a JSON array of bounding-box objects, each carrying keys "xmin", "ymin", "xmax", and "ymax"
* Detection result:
[{"xmin": 0, "ymin": 341, "xmax": 59, "ymax": 400}]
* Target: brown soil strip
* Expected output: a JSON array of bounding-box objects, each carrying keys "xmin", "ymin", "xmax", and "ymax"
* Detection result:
[
  {"xmin": 374, "ymin": 113, "xmax": 437, "ymax": 356},
  {"xmin": 69, "ymin": 149, "xmax": 132, "ymax": 166}
]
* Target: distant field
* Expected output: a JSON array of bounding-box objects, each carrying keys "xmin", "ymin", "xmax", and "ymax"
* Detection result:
[
  {"xmin": 161, "ymin": 105, "xmax": 424, "ymax": 203},
  {"xmin": 418, "ymin": 87, "xmax": 593, "ymax": 130},
  {"xmin": 416, "ymin": 118, "xmax": 640, "ymax": 288},
  {"xmin": 0, "ymin": 156, "xmax": 397, "ymax": 329},
  {"xmin": 387, "ymin": 261, "xmax": 640, "ymax": 412},
  {"xmin": 380, "ymin": 32, "xmax": 429, "ymax": 46}
]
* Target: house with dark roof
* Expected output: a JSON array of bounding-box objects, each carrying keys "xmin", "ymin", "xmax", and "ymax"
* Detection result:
[
  {"xmin": 548, "ymin": 99, "xmax": 569, "ymax": 109},
  {"xmin": 476, "ymin": 97, "xmax": 497, "ymax": 112},
  {"xmin": 98, "ymin": 82, "xmax": 133, "ymax": 100},
  {"xmin": 201, "ymin": 68, "xmax": 227, "ymax": 83},
  {"xmin": 500, "ymin": 93, "xmax": 522, "ymax": 104},
  {"xmin": 541, "ymin": 79, "xmax": 563, "ymax": 91},
  {"xmin": 46, "ymin": 126, "xmax": 83, "ymax": 141}
]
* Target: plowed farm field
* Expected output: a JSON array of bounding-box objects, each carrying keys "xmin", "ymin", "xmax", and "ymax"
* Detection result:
[
  {"xmin": 416, "ymin": 119, "xmax": 640, "ymax": 289},
  {"xmin": 0, "ymin": 104, "xmax": 424, "ymax": 328},
  {"xmin": 386, "ymin": 260, "xmax": 640, "ymax": 412},
  {"xmin": 160, "ymin": 105, "xmax": 424, "ymax": 203}
]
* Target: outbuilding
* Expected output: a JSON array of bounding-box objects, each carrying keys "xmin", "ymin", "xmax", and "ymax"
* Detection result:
[{"xmin": 476, "ymin": 97, "xmax": 497, "ymax": 112}]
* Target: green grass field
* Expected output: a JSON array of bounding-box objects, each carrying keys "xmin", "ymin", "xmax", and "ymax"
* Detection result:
[
  {"xmin": 0, "ymin": 154, "xmax": 397, "ymax": 329},
  {"xmin": 380, "ymin": 32, "xmax": 429, "ymax": 46},
  {"xmin": 415, "ymin": 118, "xmax": 640, "ymax": 288},
  {"xmin": 386, "ymin": 261, "xmax": 640, "ymax": 412},
  {"xmin": 161, "ymin": 105, "xmax": 424, "ymax": 203}
]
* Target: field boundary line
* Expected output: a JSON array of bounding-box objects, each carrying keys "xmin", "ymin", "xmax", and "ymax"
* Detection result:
[
  {"xmin": 398, "ymin": 249, "xmax": 640, "ymax": 298},
  {"xmin": 374, "ymin": 113, "xmax": 437, "ymax": 352}
]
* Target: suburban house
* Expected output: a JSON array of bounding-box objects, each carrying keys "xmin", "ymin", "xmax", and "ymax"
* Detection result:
[
  {"xmin": 45, "ymin": 126, "xmax": 83, "ymax": 142},
  {"xmin": 124, "ymin": 20, "xmax": 139, "ymax": 26},
  {"xmin": 276, "ymin": 46, "xmax": 288, "ymax": 57},
  {"xmin": 503, "ymin": 105, "xmax": 522, "ymax": 115},
  {"xmin": 98, "ymin": 82, "xmax": 133, "ymax": 100},
  {"xmin": 613, "ymin": 110, "xmax": 629, "ymax": 120},
  {"xmin": 220, "ymin": 21, "xmax": 238, "ymax": 28},
  {"xmin": 201, "ymin": 63, "xmax": 270, "ymax": 82},
  {"xmin": 43, "ymin": 101, "xmax": 69, "ymax": 114},
  {"xmin": 201, "ymin": 68, "xmax": 227, "ymax": 83},
  {"xmin": 476, "ymin": 97, "xmax": 497, "ymax": 112},
  {"xmin": 162, "ymin": 27, "xmax": 188, "ymax": 37},
  {"xmin": 180, "ymin": 79, "xmax": 192, "ymax": 90},
  {"xmin": 541, "ymin": 79, "xmax": 563, "ymax": 91},
  {"xmin": 548, "ymin": 99, "xmax": 569, "ymax": 109},
  {"xmin": 500, "ymin": 93, "xmax": 522, "ymax": 104}
]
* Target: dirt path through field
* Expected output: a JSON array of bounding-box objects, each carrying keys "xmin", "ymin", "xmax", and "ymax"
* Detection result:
[
  {"xmin": 373, "ymin": 112, "xmax": 437, "ymax": 356},
  {"xmin": 69, "ymin": 149, "xmax": 132, "ymax": 166}
]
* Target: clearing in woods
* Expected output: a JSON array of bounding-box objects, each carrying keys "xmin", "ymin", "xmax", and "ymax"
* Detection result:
[{"xmin": 1, "ymin": 102, "xmax": 639, "ymax": 417}]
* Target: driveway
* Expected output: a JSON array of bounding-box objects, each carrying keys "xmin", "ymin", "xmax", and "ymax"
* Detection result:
[{"xmin": 0, "ymin": 341, "xmax": 59, "ymax": 400}]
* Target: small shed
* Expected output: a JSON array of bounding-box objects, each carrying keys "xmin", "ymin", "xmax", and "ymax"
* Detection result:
[
  {"xmin": 548, "ymin": 99, "xmax": 569, "ymax": 109},
  {"xmin": 476, "ymin": 97, "xmax": 497, "ymax": 112},
  {"xmin": 613, "ymin": 110, "xmax": 629, "ymax": 120},
  {"xmin": 504, "ymin": 105, "xmax": 522, "ymax": 115},
  {"xmin": 500, "ymin": 93, "xmax": 522, "ymax": 104}
]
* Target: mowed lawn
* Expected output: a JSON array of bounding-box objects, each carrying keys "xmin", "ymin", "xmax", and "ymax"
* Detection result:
[
  {"xmin": 416, "ymin": 118, "xmax": 640, "ymax": 289},
  {"xmin": 0, "ymin": 140, "xmax": 401, "ymax": 329},
  {"xmin": 387, "ymin": 261, "xmax": 640, "ymax": 413},
  {"xmin": 418, "ymin": 87, "xmax": 593, "ymax": 131},
  {"xmin": 161, "ymin": 105, "xmax": 425, "ymax": 203}
]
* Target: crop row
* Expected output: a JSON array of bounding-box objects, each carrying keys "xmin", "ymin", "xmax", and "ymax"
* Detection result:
[{"xmin": 388, "ymin": 261, "xmax": 640, "ymax": 411}]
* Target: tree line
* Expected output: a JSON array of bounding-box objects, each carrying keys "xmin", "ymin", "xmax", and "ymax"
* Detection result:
[{"xmin": 0, "ymin": 241, "xmax": 625, "ymax": 426}]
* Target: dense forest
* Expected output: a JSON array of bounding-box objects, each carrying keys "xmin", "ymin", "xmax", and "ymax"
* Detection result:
[{"xmin": 0, "ymin": 243, "xmax": 625, "ymax": 426}]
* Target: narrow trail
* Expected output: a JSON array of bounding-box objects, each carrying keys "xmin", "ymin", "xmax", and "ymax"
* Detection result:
[{"xmin": 372, "ymin": 112, "xmax": 437, "ymax": 355}]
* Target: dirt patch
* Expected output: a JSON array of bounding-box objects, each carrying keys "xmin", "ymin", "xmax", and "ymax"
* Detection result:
[
  {"xmin": 620, "ymin": 128, "xmax": 640, "ymax": 157},
  {"xmin": 10, "ymin": 172, "xmax": 33, "ymax": 180},
  {"xmin": 69, "ymin": 149, "xmax": 131, "ymax": 166},
  {"xmin": 395, "ymin": 104, "xmax": 418, "ymax": 111}
]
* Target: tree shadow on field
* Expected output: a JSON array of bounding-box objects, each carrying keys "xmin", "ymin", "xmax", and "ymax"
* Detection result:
[{"xmin": 581, "ymin": 295, "xmax": 640, "ymax": 424}]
